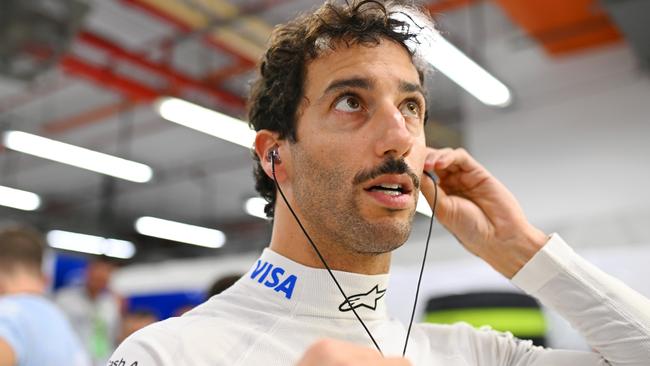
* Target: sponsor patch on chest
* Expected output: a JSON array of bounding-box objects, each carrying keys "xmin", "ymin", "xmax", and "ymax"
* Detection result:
[{"xmin": 250, "ymin": 260, "xmax": 297, "ymax": 299}]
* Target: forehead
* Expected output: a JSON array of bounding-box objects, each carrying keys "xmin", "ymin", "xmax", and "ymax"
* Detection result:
[{"xmin": 304, "ymin": 39, "xmax": 421, "ymax": 97}]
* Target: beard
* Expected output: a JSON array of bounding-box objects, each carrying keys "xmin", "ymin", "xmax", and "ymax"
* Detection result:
[{"xmin": 290, "ymin": 143, "xmax": 417, "ymax": 255}]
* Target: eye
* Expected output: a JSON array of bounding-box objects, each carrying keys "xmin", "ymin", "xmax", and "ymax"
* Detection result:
[
  {"xmin": 334, "ymin": 95, "xmax": 362, "ymax": 112},
  {"xmin": 400, "ymin": 100, "xmax": 421, "ymax": 118}
]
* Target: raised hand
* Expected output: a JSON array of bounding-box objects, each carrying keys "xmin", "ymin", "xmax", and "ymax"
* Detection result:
[{"xmin": 420, "ymin": 148, "xmax": 548, "ymax": 278}]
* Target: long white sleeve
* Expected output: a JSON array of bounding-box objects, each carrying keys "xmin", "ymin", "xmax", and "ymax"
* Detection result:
[
  {"xmin": 108, "ymin": 242, "xmax": 650, "ymax": 366},
  {"xmin": 511, "ymin": 234, "xmax": 650, "ymax": 365}
]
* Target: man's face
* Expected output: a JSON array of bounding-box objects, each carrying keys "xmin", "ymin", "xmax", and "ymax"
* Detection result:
[
  {"xmin": 289, "ymin": 39, "xmax": 427, "ymax": 254},
  {"xmin": 86, "ymin": 260, "xmax": 114, "ymax": 294}
]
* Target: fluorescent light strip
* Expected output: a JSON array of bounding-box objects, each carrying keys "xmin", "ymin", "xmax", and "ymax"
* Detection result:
[
  {"xmin": 155, "ymin": 97, "xmax": 256, "ymax": 148},
  {"xmin": 46, "ymin": 230, "xmax": 136, "ymax": 259},
  {"xmin": 0, "ymin": 185, "xmax": 41, "ymax": 211},
  {"xmin": 2, "ymin": 131, "xmax": 153, "ymax": 183},
  {"xmin": 244, "ymin": 197, "xmax": 268, "ymax": 219},
  {"xmin": 421, "ymin": 33, "xmax": 512, "ymax": 107},
  {"xmin": 134, "ymin": 216, "xmax": 226, "ymax": 248},
  {"xmin": 393, "ymin": 13, "xmax": 512, "ymax": 107}
]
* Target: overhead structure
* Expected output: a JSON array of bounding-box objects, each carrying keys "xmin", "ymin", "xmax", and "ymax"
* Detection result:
[
  {"xmin": 0, "ymin": 0, "xmax": 89, "ymax": 80},
  {"xmin": 0, "ymin": 0, "xmax": 644, "ymax": 262},
  {"xmin": 602, "ymin": 0, "xmax": 650, "ymax": 70},
  {"xmin": 493, "ymin": 0, "xmax": 621, "ymax": 56}
]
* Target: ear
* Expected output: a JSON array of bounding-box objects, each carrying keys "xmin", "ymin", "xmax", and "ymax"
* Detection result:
[{"xmin": 254, "ymin": 130, "xmax": 287, "ymax": 182}]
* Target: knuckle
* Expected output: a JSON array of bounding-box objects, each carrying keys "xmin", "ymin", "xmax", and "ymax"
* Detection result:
[{"xmin": 312, "ymin": 338, "xmax": 335, "ymax": 354}]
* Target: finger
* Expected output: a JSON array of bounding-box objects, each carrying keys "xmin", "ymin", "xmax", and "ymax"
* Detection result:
[
  {"xmin": 423, "ymin": 147, "xmax": 454, "ymax": 172},
  {"xmin": 434, "ymin": 148, "xmax": 483, "ymax": 173}
]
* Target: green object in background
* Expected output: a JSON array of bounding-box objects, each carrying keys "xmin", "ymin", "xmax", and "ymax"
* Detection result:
[
  {"xmin": 424, "ymin": 307, "xmax": 546, "ymax": 337},
  {"xmin": 90, "ymin": 314, "xmax": 110, "ymax": 359},
  {"xmin": 424, "ymin": 292, "xmax": 548, "ymax": 345}
]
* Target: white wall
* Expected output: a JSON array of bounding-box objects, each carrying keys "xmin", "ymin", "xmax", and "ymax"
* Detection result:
[{"xmin": 464, "ymin": 43, "xmax": 650, "ymax": 230}]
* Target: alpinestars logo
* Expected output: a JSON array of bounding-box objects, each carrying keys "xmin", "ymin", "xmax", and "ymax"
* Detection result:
[{"xmin": 338, "ymin": 285, "xmax": 386, "ymax": 312}]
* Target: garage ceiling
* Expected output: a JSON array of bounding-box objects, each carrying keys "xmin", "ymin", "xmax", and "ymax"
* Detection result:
[{"xmin": 0, "ymin": 0, "xmax": 638, "ymax": 262}]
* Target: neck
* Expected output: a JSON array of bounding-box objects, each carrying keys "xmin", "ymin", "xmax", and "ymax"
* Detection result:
[
  {"xmin": 86, "ymin": 287, "xmax": 102, "ymax": 300},
  {"xmin": 269, "ymin": 194, "xmax": 391, "ymax": 275},
  {"xmin": 0, "ymin": 269, "xmax": 45, "ymax": 296}
]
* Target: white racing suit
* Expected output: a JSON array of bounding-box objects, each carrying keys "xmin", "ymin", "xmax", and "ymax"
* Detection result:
[{"xmin": 108, "ymin": 234, "xmax": 650, "ymax": 365}]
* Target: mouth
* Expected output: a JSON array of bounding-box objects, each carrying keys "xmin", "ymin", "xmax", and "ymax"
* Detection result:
[
  {"xmin": 362, "ymin": 175, "xmax": 414, "ymax": 209},
  {"xmin": 363, "ymin": 174, "xmax": 414, "ymax": 194},
  {"xmin": 365, "ymin": 183, "xmax": 410, "ymax": 196}
]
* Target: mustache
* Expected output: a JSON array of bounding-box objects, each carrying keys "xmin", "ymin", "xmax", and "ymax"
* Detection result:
[{"xmin": 353, "ymin": 157, "xmax": 420, "ymax": 189}]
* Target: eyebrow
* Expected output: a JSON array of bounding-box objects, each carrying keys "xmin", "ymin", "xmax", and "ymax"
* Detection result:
[
  {"xmin": 322, "ymin": 77, "xmax": 372, "ymax": 97},
  {"xmin": 399, "ymin": 81, "xmax": 426, "ymax": 100},
  {"xmin": 320, "ymin": 77, "xmax": 426, "ymax": 101}
]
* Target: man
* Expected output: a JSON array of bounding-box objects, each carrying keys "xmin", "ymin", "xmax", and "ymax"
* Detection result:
[
  {"xmin": 56, "ymin": 257, "xmax": 122, "ymax": 366},
  {"xmin": 109, "ymin": 1, "xmax": 650, "ymax": 365},
  {"xmin": 118, "ymin": 309, "xmax": 158, "ymax": 344},
  {"xmin": 206, "ymin": 273, "xmax": 242, "ymax": 298},
  {"xmin": 0, "ymin": 225, "xmax": 90, "ymax": 366}
]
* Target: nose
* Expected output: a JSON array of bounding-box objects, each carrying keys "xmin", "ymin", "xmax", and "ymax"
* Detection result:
[{"xmin": 373, "ymin": 102, "xmax": 414, "ymax": 158}]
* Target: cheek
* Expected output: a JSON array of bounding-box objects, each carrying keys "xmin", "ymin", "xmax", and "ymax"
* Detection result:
[
  {"xmin": 315, "ymin": 134, "xmax": 359, "ymax": 163},
  {"xmin": 411, "ymin": 139, "xmax": 428, "ymax": 169}
]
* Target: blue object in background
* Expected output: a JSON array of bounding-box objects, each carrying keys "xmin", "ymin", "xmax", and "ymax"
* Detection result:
[
  {"xmin": 126, "ymin": 291, "xmax": 206, "ymax": 320},
  {"xmin": 52, "ymin": 254, "xmax": 207, "ymax": 320},
  {"xmin": 52, "ymin": 254, "xmax": 88, "ymax": 290}
]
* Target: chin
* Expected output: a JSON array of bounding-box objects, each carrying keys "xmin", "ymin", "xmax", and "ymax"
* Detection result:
[{"xmin": 349, "ymin": 220, "xmax": 412, "ymax": 255}]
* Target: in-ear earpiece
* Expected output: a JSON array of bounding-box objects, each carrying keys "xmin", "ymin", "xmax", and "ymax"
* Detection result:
[{"xmin": 267, "ymin": 147, "xmax": 281, "ymax": 164}]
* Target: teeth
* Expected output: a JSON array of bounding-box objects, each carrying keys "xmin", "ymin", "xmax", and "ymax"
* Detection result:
[
  {"xmin": 378, "ymin": 183, "xmax": 401, "ymax": 189},
  {"xmin": 381, "ymin": 190, "xmax": 401, "ymax": 196}
]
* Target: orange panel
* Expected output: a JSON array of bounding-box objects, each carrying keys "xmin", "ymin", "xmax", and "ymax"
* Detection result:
[
  {"xmin": 493, "ymin": 0, "xmax": 622, "ymax": 56},
  {"xmin": 427, "ymin": 0, "xmax": 480, "ymax": 14}
]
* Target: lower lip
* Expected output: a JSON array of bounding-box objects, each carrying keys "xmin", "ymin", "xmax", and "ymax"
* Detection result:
[{"xmin": 365, "ymin": 190, "xmax": 412, "ymax": 209}]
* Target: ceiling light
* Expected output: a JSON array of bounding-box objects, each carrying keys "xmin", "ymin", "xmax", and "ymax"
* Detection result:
[
  {"xmin": 2, "ymin": 130, "xmax": 153, "ymax": 183},
  {"xmin": 423, "ymin": 33, "xmax": 512, "ymax": 107},
  {"xmin": 155, "ymin": 97, "xmax": 256, "ymax": 148},
  {"xmin": 0, "ymin": 185, "xmax": 41, "ymax": 211},
  {"xmin": 244, "ymin": 197, "xmax": 268, "ymax": 219},
  {"xmin": 46, "ymin": 230, "xmax": 136, "ymax": 259},
  {"xmin": 394, "ymin": 13, "xmax": 512, "ymax": 107},
  {"xmin": 134, "ymin": 216, "xmax": 226, "ymax": 248},
  {"xmin": 416, "ymin": 192, "xmax": 433, "ymax": 217}
]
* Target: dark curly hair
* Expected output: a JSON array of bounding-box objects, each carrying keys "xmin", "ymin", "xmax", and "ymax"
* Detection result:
[{"xmin": 248, "ymin": 0, "xmax": 431, "ymax": 218}]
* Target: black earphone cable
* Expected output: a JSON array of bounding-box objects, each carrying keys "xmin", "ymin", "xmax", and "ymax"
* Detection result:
[
  {"xmin": 271, "ymin": 155, "xmax": 438, "ymax": 358},
  {"xmin": 402, "ymin": 171, "xmax": 437, "ymax": 356},
  {"xmin": 271, "ymin": 157, "xmax": 383, "ymax": 355}
]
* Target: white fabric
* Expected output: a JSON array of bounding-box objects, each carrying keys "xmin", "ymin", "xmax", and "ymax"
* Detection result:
[{"xmin": 108, "ymin": 234, "xmax": 650, "ymax": 365}]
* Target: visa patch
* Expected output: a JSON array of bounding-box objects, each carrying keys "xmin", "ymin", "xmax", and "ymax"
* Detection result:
[{"xmin": 250, "ymin": 260, "xmax": 297, "ymax": 299}]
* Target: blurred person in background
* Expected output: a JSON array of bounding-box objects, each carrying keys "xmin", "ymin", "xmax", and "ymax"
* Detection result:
[
  {"xmin": 174, "ymin": 273, "xmax": 243, "ymax": 317},
  {"xmin": 206, "ymin": 273, "xmax": 242, "ymax": 299},
  {"xmin": 0, "ymin": 225, "xmax": 90, "ymax": 366},
  {"xmin": 56, "ymin": 257, "xmax": 122, "ymax": 366},
  {"xmin": 117, "ymin": 309, "xmax": 158, "ymax": 344}
]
